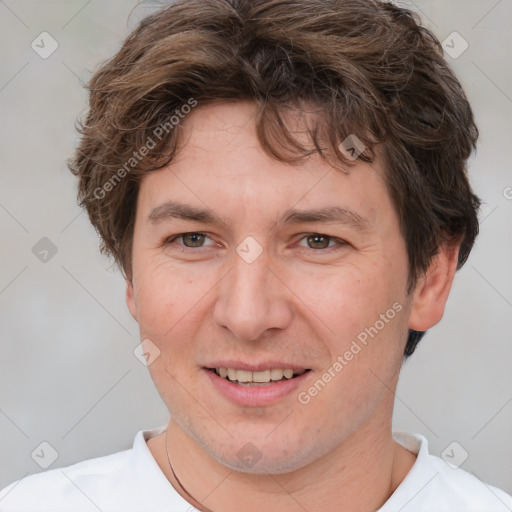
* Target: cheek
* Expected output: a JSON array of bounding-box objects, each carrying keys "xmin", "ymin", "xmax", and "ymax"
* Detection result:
[
  {"xmin": 132, "ymin": 261, "xmax": 210, "ymax": 395},
  {"xmin": 293, "ymin": 263, "xmax": 401, "ymax": 343},
  {"xmin": 132, "ymin": 257, "xmax": 215, "ymax": 345},
  {"xmin": 296, "ymin": 268, "xmax": 407, "ymax": 428}
]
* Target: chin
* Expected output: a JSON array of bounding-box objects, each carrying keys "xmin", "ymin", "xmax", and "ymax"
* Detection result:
[{"xmin": 205, "ymin": 432, "xmax": 327, "ymax": 475}]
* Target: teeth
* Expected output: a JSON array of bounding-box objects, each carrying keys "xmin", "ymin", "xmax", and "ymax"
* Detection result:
[
  {"xmin": 253, "ymin": 369, "xmax": 271, "ymax": 383},
  {"xmin": 270, "ymin": 368, "xmax": 284, "ymax": 381},
  {"xmin": 214, "ymin": 367, "xmax": 306, "ymax": 383},
  {"xmin": 236, "ymin": 370, "xmax": 252, "ymax": 383}
]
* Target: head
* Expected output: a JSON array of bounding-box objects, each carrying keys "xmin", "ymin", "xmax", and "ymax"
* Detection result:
[{"xmin": 70, "ymin": 0, "xmax": 480, "ymax": 473}]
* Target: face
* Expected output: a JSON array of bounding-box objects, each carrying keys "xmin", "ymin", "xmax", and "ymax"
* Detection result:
[{"xmin": 126, "ymin": 101, "xmax": 420, "ymax": 474}]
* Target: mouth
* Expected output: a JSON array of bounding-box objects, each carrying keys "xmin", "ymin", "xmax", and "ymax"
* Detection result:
[{"xmin": 206, "ymin": 367, "xmax": 312, "ymax": 386}]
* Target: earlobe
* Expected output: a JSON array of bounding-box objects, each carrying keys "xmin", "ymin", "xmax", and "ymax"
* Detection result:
[
  {"xmin": 126, "ymin": 280, "xmax": 138, "ymax": 321},
  {"xmin": 408, "ymin": 242, "xmax": 460, "ymax": 332}
]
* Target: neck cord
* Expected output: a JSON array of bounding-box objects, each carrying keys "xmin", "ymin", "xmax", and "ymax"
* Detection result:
[{"xmin": 164, "ymin": 428, "xmax": 215, "ymax": 512}]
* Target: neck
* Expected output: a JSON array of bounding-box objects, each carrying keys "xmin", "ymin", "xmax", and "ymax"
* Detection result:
[{"xmin": 148, "ymin": 411, "xmax": 416, "ymax": 512}]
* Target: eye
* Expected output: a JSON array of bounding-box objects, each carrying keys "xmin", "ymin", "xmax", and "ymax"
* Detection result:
[
  {"xmin": 165, "ymin": 232, "xmax": 215, "ymax": 249},
  {"xmin": 297, "ymin": 233, "xmax": 347, "ymax": 251},
  {"xmin": 164, "ymin": 232, "xmax": 347, "ymax": 253}
]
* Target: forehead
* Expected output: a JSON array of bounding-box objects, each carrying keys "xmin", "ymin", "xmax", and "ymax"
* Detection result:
[{"xmin": 137, "ymin": 101, "xmax": 395, "ymax": 232}]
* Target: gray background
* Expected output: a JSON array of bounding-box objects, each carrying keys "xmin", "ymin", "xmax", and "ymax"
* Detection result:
[{"xmin": 0, "ymin": 0, "xmax": 511, "ymax": 497}]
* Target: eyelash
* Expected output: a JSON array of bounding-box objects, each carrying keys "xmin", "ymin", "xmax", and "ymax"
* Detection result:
[{"xmin": 164, "ymin": 232, "xmax": 348, "ymax": 253}]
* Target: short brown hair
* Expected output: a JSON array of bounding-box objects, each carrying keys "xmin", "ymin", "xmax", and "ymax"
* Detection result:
[{"xmin": 69, "ymin": 0, "xmax": 480, "ymax": 356}]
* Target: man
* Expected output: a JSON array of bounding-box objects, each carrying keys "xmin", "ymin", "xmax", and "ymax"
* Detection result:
[{"xmin": 1, "ymin": 0, "xmax": 511, "ymax": 510}]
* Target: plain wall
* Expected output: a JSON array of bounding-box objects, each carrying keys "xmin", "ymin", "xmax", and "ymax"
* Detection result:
[{"xmin": 0, "ymin": 0, "xmax": 511, "ymax": 495}]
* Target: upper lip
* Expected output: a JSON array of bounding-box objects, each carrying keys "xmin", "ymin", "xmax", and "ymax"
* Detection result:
[{"xmin": 205, "ymin": 361, "xmax": 310, "ymax": 372}]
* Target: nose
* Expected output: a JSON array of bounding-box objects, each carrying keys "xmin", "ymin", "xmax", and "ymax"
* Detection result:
[{"xmin": 213, "ymin": 246, "xmax": 293, "ymax": 342}]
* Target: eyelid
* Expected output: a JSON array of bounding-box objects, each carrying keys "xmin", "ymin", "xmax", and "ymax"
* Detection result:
[
  {"xmin": 164, "ymin": 232, "xmax": 348, "ymax": 252},
  {"xmin": 295, "ymin": 233, "xmax": 348, "ymax": 251},
  {"xmin": 165, "ymin": 232, "xmax": 215, "ymax": 248}
]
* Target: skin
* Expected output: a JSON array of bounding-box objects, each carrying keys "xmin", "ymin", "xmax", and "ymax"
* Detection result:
[{"xmin": 126, "ymin": 101, "xmax": 460, "ymax": 512}]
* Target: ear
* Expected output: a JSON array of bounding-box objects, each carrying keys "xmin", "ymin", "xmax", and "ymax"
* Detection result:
[
  {"xmin": 126, "ymin": 279, "xmax": 138, "ymax": 322},
  {"xmin": 408, "ymin": 241, "xmax": 460, "ymax": 331}
]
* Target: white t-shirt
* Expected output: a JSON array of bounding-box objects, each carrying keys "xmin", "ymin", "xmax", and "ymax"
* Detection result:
[{"xmin": 1, "ymin": 426, "xmax": 511, "ymax": 511}]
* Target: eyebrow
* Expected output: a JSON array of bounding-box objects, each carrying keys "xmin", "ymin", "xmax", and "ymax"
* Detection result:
[
  {"xmin": 281, "ymin": 206, "xmax": 371, "ymax": 232},
  {"xmin": 148, "ymin": 201, "xmax": 219, "ymax": 225},
  {"xmin": 147, "ymin": 201, "xmax": 371, "ymax": 232}
]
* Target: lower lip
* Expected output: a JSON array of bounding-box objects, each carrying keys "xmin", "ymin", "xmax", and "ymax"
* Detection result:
[{"xmin": 204, "ymin": 368, "xmax": 311, "ymax": 407}]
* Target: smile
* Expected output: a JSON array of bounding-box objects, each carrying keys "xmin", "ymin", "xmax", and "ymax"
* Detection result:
[
  {"xmin": 204, "ymin": 366, "xmax": 313, "ymax": 407},
  {"xmin": 208, "ymin": 367, "xmax": 310, "ymax": 385}
]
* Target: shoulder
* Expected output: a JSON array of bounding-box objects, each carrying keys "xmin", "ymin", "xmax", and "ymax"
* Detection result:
[
  {"xmin": 0, "ymin": 448, "xmax": 134, "ymax": 512},
  {"xmin": 0, "ymin": 426, "xmax": 179, "ymax": 512},
  {"xmin": 386, "ymin": 432, "xmax": 512, "ymax": 512},
  {"xmin": 426, "ymin": 452, "xmax": 512, "ymax": 510}
]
